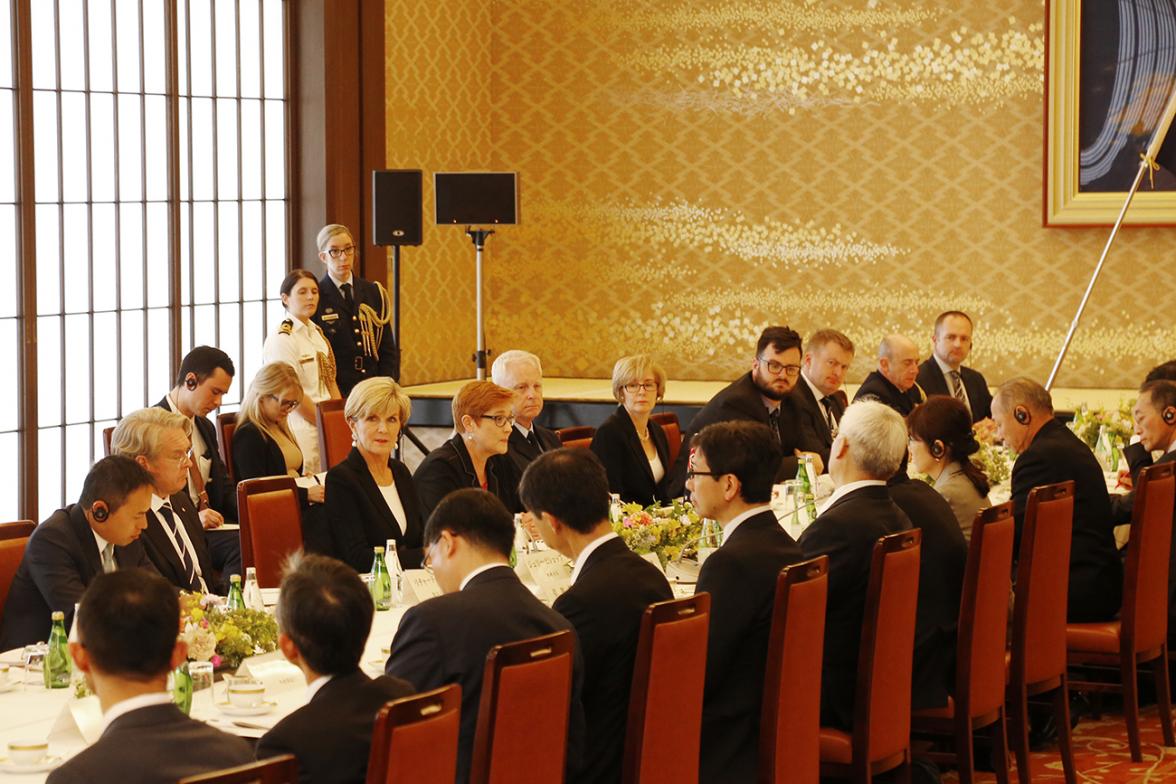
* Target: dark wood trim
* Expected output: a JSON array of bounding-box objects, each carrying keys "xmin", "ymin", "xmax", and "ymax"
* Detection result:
[
  {"xmin": 13, "ymin": 0, "xmax": 38, "ymax": 518},
  {"xmin": 283, "ymin": 0, "xmax": 299, "ymax": 278},
  {"xmin": 166, "ymin": 0, "xmax": 182, "ymax": 380},
  {"xmin": 359, "ymin": 0, "xmax": 386, "ymax": 281}
]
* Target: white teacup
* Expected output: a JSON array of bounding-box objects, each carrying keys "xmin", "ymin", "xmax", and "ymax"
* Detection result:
[
  {"xmin": 226, "ymin": 680, "xmax": 266, "ymax": 709},
  {"xmin": 7, "ymin": 739, "xmax": 48, "ymax": 766}
]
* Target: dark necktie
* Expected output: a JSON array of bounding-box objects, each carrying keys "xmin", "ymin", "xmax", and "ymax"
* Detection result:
[
  {"xmin": 950, "ymin": 370, "xmax": 967, "ymax": 403},
  {"xmin": 341, "ymin": 282, "xmax": 354, "ymax": 310},
  {"xmin": 820, "ymin": 395, "xmax": 838, "ymax": 434},
  {"xmin": 767, "ymin": 407, "xmax": 781, "ymax": 444},
  {"xmin": 160, "ymin": 503, "xmax": 199, "ymax": 589},
  {"xmin": 526, "ymin": 430, "xmax": 540, "ymax": 453}
]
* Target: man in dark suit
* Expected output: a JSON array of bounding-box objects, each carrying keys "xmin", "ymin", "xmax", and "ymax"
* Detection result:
[
  {"xmin": 0, "ymin": 456, "xmax": 156, "ymax": 651},
  {"xmin": 794, "ymin": 329, "xmax": 855, "ymax": 467},
  {"xmin": 798, "ymin": 400, "xmax": 913, "ymax": 730},
  {"xmin": 112, "ymin": 408, "xmax": 223, "ymax": 594},
  {"xmin": 313, "ymin": 223, "xmax": 399, "ymax": 397},
  {"xmin": 157, "ymin": 345, "xmax": 241, "ymax": 579},
  {"xmin": 853, "ymin": 334, "xmax": 926, "ymax": 416},
  {"xmin": 519, "ymin": 448, "xmax": 673, "ymax": 784},
  {"xmin": 258, "ymin": 554, "xmax": 414, "ymax": 784},
  {"xmin": 668, "ymin": 326, "xmax": 822, "ymax": 497},
  {"xmin": 687, "ymin": 421, "xmax": 803, "ymax": 783},
  {"xmin": 1123, "ymin": 361, "xmax": 1176, "ymax": 482},
  {"xmin": 915, "ymin": 310, "xmax": 993, "ymax": 422},
  {"xmin": 492, "ymin": 349, "xmax": 561, "ymax": 475},
  {"xmin": 384, "ymin": 489, "xmax": 584, "ymax": 783},
  {"xmin": 47, "ymin": 570, "xmax": 254, "ymax": 784},
  {"xmin": 992, "ymin": 378, "xmax": 1121, "ymax": 622},
  {"xmin": 888, "ymin": 470, "xmax": 967, "ymax": 711}
]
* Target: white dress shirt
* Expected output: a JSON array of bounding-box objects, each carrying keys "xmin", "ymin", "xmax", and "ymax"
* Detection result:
[
  {"xmin": 101, "ymin": 692, "xmax": 174, "ymax": 732},
  {"xmin": 570, "ymin": 531, "xmax": 619, "ymax": 585},
  {"xmin": 305, "ymin": 673, "xmax": 334, "ymax": 702},
  {"xmin": 459, "ymin": 562, "xmax": 509, "ymax": 591},
  {"xmin": 821, "ymin": 479, "xmax": 887, "ymax": 513},
  {"xmin": 720, "ymin": 504, "xmax": 774, "ymax": 544}
]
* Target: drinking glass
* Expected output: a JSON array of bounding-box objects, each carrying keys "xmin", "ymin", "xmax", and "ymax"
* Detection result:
[{"xmin": 189, "ymin": 661, "xmax": 215, "ymax": 713}]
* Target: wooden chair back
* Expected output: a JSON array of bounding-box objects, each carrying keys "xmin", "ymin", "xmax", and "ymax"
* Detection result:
[
  {"xmin": 622, "ymin": 593, "xmax": 711, "ymax": 784},
  {"xmin": 101, "ymin": 426, "xmax": 114, "ymax": 457},
  {"xmin": 1121, "ymin": 463, "xmax": 1176, "ymax": 654},
  {"xmin": 366, "ymin": 684, "xmax": 462, "ymax": 784},
  {"xmin": 650, "ymin": 412, "xmax": 682, "ymax": 468},
  {"xmin": 316, "ymin": 398, "xmax": 351, "ymax": 471},
  {"xmin": 555, "ymin": 425, "xmax": 595, "ymax": 450},
  {"xmin": 178, "ymin": 755, "xmax": 298, "ymax": 783},
  {"xmin": 0, "ymin": 520, "xmax": 35, "ymax": 631},
  {"xmin": 236, "ymin": 477, "xmax": 303, "ymax": 588},
  {"xmin": 217, "ymin": 412, "xmax": 238, "ymax": 482}
]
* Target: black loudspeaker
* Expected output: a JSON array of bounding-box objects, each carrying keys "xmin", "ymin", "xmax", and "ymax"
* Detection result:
[
  {"xmin": 372, "ymin": 170, "xmax": 423, "ymax": 246},
  {"xmin": 434, "ymin": 172, "xmax": 518, "ymax": 225}
]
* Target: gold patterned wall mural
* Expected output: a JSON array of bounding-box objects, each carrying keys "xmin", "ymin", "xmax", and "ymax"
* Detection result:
[{"xmin": 388, "ymin": 0, "xmax": 1176, "ymax": 388}]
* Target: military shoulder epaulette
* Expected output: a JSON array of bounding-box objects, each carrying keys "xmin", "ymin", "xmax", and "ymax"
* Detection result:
[{"xmin": 279, "ymin": 319, "xmax": 293, "ymax": 335}]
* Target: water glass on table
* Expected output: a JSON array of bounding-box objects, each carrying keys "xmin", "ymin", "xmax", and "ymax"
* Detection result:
[{"xmin": 190, "ymin": 661, "xmax": 215, "ymax": 712}]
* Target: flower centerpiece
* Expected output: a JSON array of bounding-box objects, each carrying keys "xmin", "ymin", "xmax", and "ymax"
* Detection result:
[
  {"xmin": 972, "ymin": 418, "xmax": 1012, "ymax": 487},
  {"xmin": 1069, "ymin": 401, "xmax": 1135, "ymax": 469},
  {"xmin": 610, "ymin": 498, "xmax": 704, "ymax": 566},
  {"xmin": 178, "ymin": 592, "xmax": 278, "ymax": 671}
]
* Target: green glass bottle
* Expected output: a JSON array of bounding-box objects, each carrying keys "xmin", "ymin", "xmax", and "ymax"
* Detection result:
[
  {"xmin": 370, "ymin": 546, "xmax": 392, "ymax": 611},
  {"xmin": 171, "ymin": 660, "xmax": 193, "ymax": 715},
  {"xmin": 226, "ymin": 574, "xmax": 245, "ymax": 611},
  {"xmin": 43, "ymin": 611, "xmax": 71, "ymax": 689}
]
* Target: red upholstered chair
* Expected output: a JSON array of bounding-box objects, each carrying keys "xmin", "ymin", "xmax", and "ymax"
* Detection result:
[
  {"xmin": 178, "ymin": 755, "xmax": 298, "ymax": 783},
  {"xmin": 236, "ymin": 477, "xmax": 303, "ymax": 588},
  {"xmin": 0, "ymin": 520, "xmax": 35, "ymax": 631},
  {"xmin": 912, "ymin": 502, "xmax": 1016, "ymax": 784},
  {"xmin": 622, "ymin": 593, "xmax": 710, "ymax": 784},
  {"xmin": 1007, "ymin": 481, "xmax": 1077, "ymax": 784},
  {"xmin": 650, "ymin": 412, "xmax": 682, "ymax": 468},
  {"xmin": 470, "ymin": 630, "xmax": 576, "ymax": 784},
  {"xmin": 101, "ymin": 426, "xmax": 115, "ymax": 457},
  {"xmin": 366, "ymin": 684, "xmax": 462, "ymax": 784},
  {"xmin": 818, "ymin": 529, "xmax": 921, "ymax": 783},
  {"xmin": 555, "ymin": 426, "xmax": 595, "ymax": 450},
  {"xmin": 759, "ymin": 556, "xmax": 828, "ymax": 784},
  {"xmin": 316, "ymin": 398, "xmax": 351, "ymax": 470},
  {"xmin": 217, "ymin": 412, "xmax": 238, "ymax": 483},
  {"xmin": 1067, "ymin": 462, "xmax": 1176, "ymax": 761}
]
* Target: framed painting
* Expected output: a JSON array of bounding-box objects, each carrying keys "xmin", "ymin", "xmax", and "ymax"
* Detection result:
[{"xmin": 1045, "ymin": 0, "xmax": 1176, "ymax": 226}]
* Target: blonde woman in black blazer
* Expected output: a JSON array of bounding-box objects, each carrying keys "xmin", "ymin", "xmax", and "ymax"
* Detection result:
[
  {"xmin": 589, "ymin": 354, "xmax": 672, "ymax": 506},
  {"xmin": 325, "ymin": 377, "xmax": 425, "ymax": 570}
]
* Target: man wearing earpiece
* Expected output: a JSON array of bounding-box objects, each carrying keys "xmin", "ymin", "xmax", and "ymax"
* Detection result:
[
  {"xmin": 991, "ymin": 378, "xmax": 1122, "ymax": 623},
  {"xmin": 0, "ymin": 456, "xmax": 157, "ymax": 651}
]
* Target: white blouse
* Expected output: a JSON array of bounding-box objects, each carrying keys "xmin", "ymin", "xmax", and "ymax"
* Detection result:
[{"xmin": 378, "ymin": 481, "xmax": 407, "ymax": 535}]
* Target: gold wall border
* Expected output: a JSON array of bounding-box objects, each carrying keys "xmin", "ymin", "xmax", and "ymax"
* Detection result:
[{"xmin": 1046, "ymin": 0, "xmax": 1176, "ymax": 226}]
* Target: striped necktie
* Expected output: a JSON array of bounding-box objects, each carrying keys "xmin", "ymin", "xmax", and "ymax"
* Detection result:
[
  {"xmin": 101, "ymin": 543, "xmax": 115, "ymax": 574},
  {"xmin": 950, "ymin": 370, "xmax": 967, "ymax": 402},
  {"xmin": 160, "ymin": 502, "xmax": 199, "ymax": 589}
]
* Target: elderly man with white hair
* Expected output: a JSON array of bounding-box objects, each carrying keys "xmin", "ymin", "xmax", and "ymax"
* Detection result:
[
  {"xmin": 852, "ymin": 334, "xmax": 926, "ymax": 416},
  {"xmin": 799, "ymin": 401, "xmax": 913, "ymax": 731},
  {"xmin": 491, "ymin": 349, "xmax": 561, "ymax": 474}
]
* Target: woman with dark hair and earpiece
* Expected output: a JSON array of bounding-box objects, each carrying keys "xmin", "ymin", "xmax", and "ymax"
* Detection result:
[{"xmin": 907, "ymin": 396, "xmax": 992, "ymax": 539}]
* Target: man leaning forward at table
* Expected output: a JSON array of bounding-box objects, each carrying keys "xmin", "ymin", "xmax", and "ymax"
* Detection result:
[
  {"xmin": 384, "ymin": 488, "xmax": 585, "ymax": 783},
  {"xmin": 257, "ymin": 553, "xmax": 413, "ymax": 784},
  {"xmin": 520, "ymin": 447, "xmax": 672, "ymax": 784},
  {"xmin": 47, "ymin": 569, "xmax": 253, "ymax": 784},
  {"xmin": 686, "ymin": 420, "xmax": 803, "ymax": 784}
]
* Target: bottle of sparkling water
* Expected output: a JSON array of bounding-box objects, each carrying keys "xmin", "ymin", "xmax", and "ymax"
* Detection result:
[
  {"xmin": 795, "ymin": 456, "xmax": 817, "ymax": 526},
  {"xmin": 226, "ymin": 574, "xmax": 245, "ymax": 611},
  {"xmin": 242, "ymin": 567, "xmax": 265, "ymax": 611},
  {"xmin": 370, "ymin": 546, "xmax": 392, "ymax": 611},
  {"xmin": 384, "ymin": 540, "xmax": 403, "ymax": 607},
  {"xmin": 171, "ymin": 660, "xmax": 193, "ymax": 715},
  {"xmin": 43, "ymin": 611, "xmax": 71, "ymax": 689}
]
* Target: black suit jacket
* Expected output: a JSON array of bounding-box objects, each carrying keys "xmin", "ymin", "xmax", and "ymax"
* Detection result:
[
  {"xmin": 231, "ymin": 421, "xmax": 308, "ymax": 504},
  {"xmin": 0, "ymin": 505, "xmax": 155, "ymax": 650},
  {"xmin": 888, "ymin": 474, "xmax": 967, "ymax": 711},
  {"xmin": 1010, "ymin": 418, "xmax": 1122, "ymax": 622},
  {"xmin": 47, "ymin": 702, "xmax": 254, "ymax": 784},
  {"xmin": 314, "ymin": 274, "xmax": 399, "ymax": 397},
  {"xmin": 414, "ymin": 434, "xmax": 521, "ymax": 518},
  {"xmin": 792, "ymin": 379, "xmax": 848, "ymax": 467},
  {"xmin": 798, "ymin": 485, "xmax": 911, "ymax": 730},
  {"xmin": 326, "ymin": 447, "xmax": 425, "ymax": 571},
  {"xmin": 257, "ymin": 669, "xmax": 414, "ymax": 784},
  {"xmin": 156, "ymin": 396, "xmax": 237, "ymax": 519},
  {"xmin": 589, "ymin": 406, "xmax": 672, "ymax": 506},
  {"xmin": 668, "ymin": 373, "xmax": 809, "ymax": 497},
  {"xmin": 853, "ymin": 370, "xmax": 924, "ymax": 417},
  {"xmin": 915, "ymin": 358, "xmax": 993, "ymax": 422},
  {"xmin": 695, "ymin": 510, "xmax": 803, "ymax": 783},
  {"xmin": 142, "ymin": 491, "xmax": 223, "ymax": 594},
  {"xmin": 384, "ymin": 566, "xmax": 584, "ymax": 784},
  {"xmin": 1124, "ymin": 441, "xmax": 1155, "ymax": 484},
  {"xmin": 553, "ymin": 536, "xmax": 673, "ymax": 784},
  {"xmin": 506, "ymin": 423, "xmax": 561, "ymax": 476}
]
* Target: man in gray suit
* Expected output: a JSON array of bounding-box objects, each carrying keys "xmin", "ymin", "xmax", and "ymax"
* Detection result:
[{"xmin": 47, "ymin": 569, "xmax": 254, "ymax": 784}]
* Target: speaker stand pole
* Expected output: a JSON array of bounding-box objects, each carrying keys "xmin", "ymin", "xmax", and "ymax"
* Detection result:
[
  {"xmin": 467, "ymin": 228, "xmax": 494, "ymax": 380},
  {"xmin": 386, "ymin": 243, "xmax": 428, "ymax": 457}
]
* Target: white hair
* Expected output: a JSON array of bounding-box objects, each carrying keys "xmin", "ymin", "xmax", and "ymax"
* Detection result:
[
  {"xmin": 838, "ymin": 400, "xmax": 908, "ymax": 479},
  {"xmin": 491, "ymin": 350, "xmax": 543, "ymax": 386}
]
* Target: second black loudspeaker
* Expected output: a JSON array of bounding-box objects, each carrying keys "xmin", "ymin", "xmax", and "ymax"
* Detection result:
[{"xmin": 372, "ymin": 169, "xmax": 423, "ymax": 246}]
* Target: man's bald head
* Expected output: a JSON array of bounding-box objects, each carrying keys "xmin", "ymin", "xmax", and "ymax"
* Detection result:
[{"xmin": 878, "ymin": 335, "xmax": 919, "ymax": 392}]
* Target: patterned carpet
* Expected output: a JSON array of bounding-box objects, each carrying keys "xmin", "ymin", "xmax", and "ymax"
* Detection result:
[{"xmin": 942, "ymin": 706, "xmax": 1176, "ymax": 782}]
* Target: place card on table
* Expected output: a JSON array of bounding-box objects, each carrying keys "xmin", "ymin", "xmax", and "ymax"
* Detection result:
[
  {"xmin": 402, "ymin": 570, "xmax": 443, "ymax": 604},
  {"xmin": 516, "ymin": 551, "xmax": 572, "ymax": 603},
  {"xmin": 48, "ymin": 694, "xmax": 102, "ymax": 746},
  {"xmin": 236, "ymin": 651, "xmax": 302, "ymax": 692}
]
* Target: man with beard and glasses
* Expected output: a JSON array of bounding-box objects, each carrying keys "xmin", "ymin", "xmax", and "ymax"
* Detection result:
[{"xmin": 668, "ymin": 326, "xmax": 823, "ymax": 497}]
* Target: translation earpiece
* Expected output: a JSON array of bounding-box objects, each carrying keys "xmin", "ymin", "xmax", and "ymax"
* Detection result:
[
  {"xmin": 1013, "ymin": 406, "xmax": 1030, "ymax": 426},
  {"xmin": 1164, "ymin": 407, "xmax": 1176, "ymax": 425},
  {"xmin": 91, "ymin": 502, "xmax": 109, "ymax": 522},
  {"xmin": 930, "ymin": 440, "xmax": 945, "ymax": 459},
  {"xmin": 184, "ymin": 374, "xmax": 198, "ymax": 391}
]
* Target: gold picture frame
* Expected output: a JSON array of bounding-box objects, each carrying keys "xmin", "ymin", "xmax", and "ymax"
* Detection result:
[{"xmin": 1045, "ymin": 0, "xmax": 1176, "ymax": 226}]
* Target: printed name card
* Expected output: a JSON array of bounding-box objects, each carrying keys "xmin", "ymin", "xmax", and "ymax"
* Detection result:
[
  {"xmin": 236, "ymin": 651, "xmax": 302, "ymax": 692},
  {"xmin": 402, "ymin": 569, "xmax": 443, "ymax": 604},
  {"xmin": 48, "ymin": 694, "xmax": 102, "ymax": 746},
  {"xmin": 518, "ymin": 551, "xmax": 572, "ymax": 603}
]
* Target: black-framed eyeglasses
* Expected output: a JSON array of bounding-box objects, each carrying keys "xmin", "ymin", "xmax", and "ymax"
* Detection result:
[
  {"xmin": 757, "ymin": 356, "xmax": 801, "ymax": 377},
  {"xmin": 325, "ymin": 245, "xmax": 356, "ymax": 259},
  {"xmin": 685, "ymin": 470, "xmax": 723, "ymax": 480},
  {"xmin": 481, "ymin": 414, "xmax": 516, "ymax": 428},
  {"xmin": 623, "ymin": 381, "xmax": 658, "ymax": 393},
  {"xmin": 266, "ymin": 394, "xmax": 301, "ymax": 412}
]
